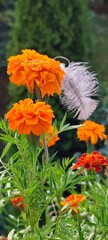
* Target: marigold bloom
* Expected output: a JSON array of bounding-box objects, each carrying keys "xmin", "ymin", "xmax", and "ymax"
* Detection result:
[
  {"xmin": 40, "ymin": 126, "xmax": 60, "ymax": 147},
  {"xmin": 10, "ymin": 196, "xmax": 25, "ymax": 210},
  {"xmin": 7, "ymin": 49, "xmax": 64, "ymax": 98},
  {"xmin": 61, "ymin": 194, "xmax": 86, "ymax": 213},
  {"xmin": 6, "ymin": 98, "xmax": 55, "ymax": 136},
  {"xmin": 77, "ymin": 120, "xmax": 107, "ymax": 144},
  {"xmin": 73, "ymin": 151, "xmax": 108, "ymax": 173}
]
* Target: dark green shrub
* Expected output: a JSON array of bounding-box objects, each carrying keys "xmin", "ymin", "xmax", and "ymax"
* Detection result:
[{"xmin": 8, "ymin": 0, "xmax": 91, "ymax": 61}]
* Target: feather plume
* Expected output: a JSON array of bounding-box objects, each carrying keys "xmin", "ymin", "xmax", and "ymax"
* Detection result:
[{"xmin": 60, "ymin": 62, "xmax": 99, "ymax": 120}]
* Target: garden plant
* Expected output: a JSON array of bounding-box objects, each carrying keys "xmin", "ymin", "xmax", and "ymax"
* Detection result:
[{"xmin": 0, "ymin": 49, "xmax": 108, "ymax": 240}]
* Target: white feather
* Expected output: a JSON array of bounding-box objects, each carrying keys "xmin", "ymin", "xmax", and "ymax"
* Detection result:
[
  {"xmin": 7, "ymin": 229, "xmax": 15, "ymax": 240},
  {"xmin": 60, "ymin": 62, "xmax": 99, "ymax": 120}
]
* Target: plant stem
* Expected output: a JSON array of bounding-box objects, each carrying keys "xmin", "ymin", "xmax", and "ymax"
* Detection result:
[
  {"xmin": 42, "ymin": 133, "xmax": 49, "ymax": 163},
  {"xmin": 27, "ymin": 133, "xmax": 39, "ymax": 179},
  {"xmin": 34, "ymin": 84, "xmax": 49, "ymax": 163},
  {"xmin": 77, "ymin": 213, "xmax": 84, "ymax": 240},
  {"xmin": 26, "ymin": 133, "xmax": 39, "ymax": 232},
  {"xmin": 86, "ymin": 140, "xmax": 93, "ymax": 153}
]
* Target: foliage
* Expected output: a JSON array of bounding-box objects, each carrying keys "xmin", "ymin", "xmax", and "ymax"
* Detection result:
[
  {"xmin": 90, "ymin": 13, "xmax": 108, "ymax": 150},
  {"xmin": 8, "ymin": 0, "xmax": 91, "ymax": 61},
  {"xmin": 1, "ymin": 115, "xmax": 108, "ymax": 239},
  {"xmin": 0, "ymin": 0, "xmax": 15, "ymax": 67}
]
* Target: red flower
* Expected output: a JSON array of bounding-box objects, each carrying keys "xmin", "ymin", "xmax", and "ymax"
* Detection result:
[
  {"xmin": 10, "ymin": 196, "xmax": 25, "ymax": 210},
  {"xmin": 73, "ymin": 151, "xmax": 108, "ymax": 173}
]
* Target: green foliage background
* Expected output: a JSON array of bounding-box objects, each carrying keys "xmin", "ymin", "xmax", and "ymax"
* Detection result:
[
  {"xmin": 8, "ymin": 0, "xmax": 91, "ymax": 61},
  {"xmin": 0, "ymin": 0, "xmax": 14, "ymax": 67}
]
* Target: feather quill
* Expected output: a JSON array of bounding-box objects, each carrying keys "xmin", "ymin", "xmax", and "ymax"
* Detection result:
[{"xmin": 60, "ymin": 62, "xmax": 99, "ymax": 120}]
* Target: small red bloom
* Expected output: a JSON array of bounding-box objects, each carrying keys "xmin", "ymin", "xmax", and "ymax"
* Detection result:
[
  {"xmin": 10, "ymin": 196, "xmax": 25, "ymax": 210},
  {"xmin": 73, "ymin": 151, "xmax": 108, "ymax": 173}
]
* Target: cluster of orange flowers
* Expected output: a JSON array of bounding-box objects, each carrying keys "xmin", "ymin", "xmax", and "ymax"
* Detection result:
[
  {"xmin": 61, "ymin": 194, "xmax": 86, "ymax": 213},
  {"xmin": 73, "ymin": 151, "xmax": 108, "ymax": 173},
  {"xmin": 77, "ymin": 120, "xmax": 107, "ymax": 144},
  {"xmin": 6, "ymin": 50, "xmax": 63, "ymax": 144},
  {"xmin": 7, "ymin": 49, "xmax": 64, "ymax": 98},
  {"xmin": 10, "ymin": 196, "xmax": 25, "ymax": 210}
]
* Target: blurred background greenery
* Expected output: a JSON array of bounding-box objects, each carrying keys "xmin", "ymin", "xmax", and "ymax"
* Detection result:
[{"xmin": 0, "ymin": 0, "xmax": 108, "ymax": 156}]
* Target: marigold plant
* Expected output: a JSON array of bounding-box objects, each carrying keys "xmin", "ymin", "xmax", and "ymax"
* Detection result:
[
  {"xmin": 6, "ymin": 98, "xmax": 55, "ymax": 135},
  {"xmin": 73, "ymin": 151, "xmax": 108, "ymax": 173},
  {"xmin": 7, "ymin": 49, "xmax": 64, "ymax": 98},
  {"xmin": 77, "ymin": 120, "xmax": 107, "ymax": 144},
  {"xmin": 1, "ymin": 49, "xmax": 108, "ymax": 239}
]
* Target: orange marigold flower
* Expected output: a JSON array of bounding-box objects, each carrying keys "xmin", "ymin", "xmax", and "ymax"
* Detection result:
[
  {"xmin": 7, "ymin": 49, "xmax": 64, "ymax": 98},
  {"xmin": 10, "ymin": 196, "xmax": 25, "ymax": 210},
  {"xmin": 40, "ymin": 126, "xmax": 60, "ymax": 147},
  {"xmin": 77, "ymin": 120, "xmax": 107, "ymax": 145},
  {"xmin": 61, "ymin": 194, "xmax": 86, "ymax": 213},
  {"xmin": 73, "ymin": 151, "xmax": 108, "ymax": 173},
  {"xmin": 6, "ymin": 98, "xmax": 55, "ymax": 136}
]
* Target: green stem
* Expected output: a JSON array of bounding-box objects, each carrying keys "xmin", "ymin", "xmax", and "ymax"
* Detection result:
[
  {"xmin": 77, "ymin": 213, "xmax": 84, "ymax": 240},
  {"xmin": 29, "ymin": 207, "xmax": 35, "ymax": 232},
  {"xmin": 86, "ymin": 140, "xmax": 93, "ymax": 153},
  {"xmin": 42, "ymin": 133, "xmax": 49, "ymax": 163},
  {"xmin": 34, "ymin": 83, "xmax": 50, "ymax": 163},
  {"xmin": 27, "ymin": 133, "xmax": 39, "ymax": 180},
  {"xmin": 26, "ymin": 133, "xmax": 40, "ymax": 231},
  {"xmin": 35, "ymin": 83, "xmax": 42, "ymax": 101}
]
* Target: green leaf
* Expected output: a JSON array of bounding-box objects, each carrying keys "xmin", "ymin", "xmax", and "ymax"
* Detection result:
[{"xmin": 1, "ymin": 142, "xmax": 12, "ymax": 159}]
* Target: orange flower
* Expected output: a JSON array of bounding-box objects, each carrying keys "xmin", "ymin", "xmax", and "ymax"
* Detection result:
[
  {"xmin": 6, "ymin": 98, "xmax": 55, "ymax": 135},
  {"xmin": 10, "ymin": 196, "xmax": 25, "ymax": 210},
  {"xmin": 61, "ymin": 194, "xmax": 86, "ymax": 213},
  {"xmin": 73, "ymin": 151, "xmax": 108, "ymax": 173},
  {"xmin": 77, "ymin": 120, "xmax": 107, "ymax": 144},
  {"xmin": 40, "ymin": 126, "xmax": 60, "ymax": 147},
  {"xmin": 7, "ymin": 49, "xmax": 64, "ymax": 97}
]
